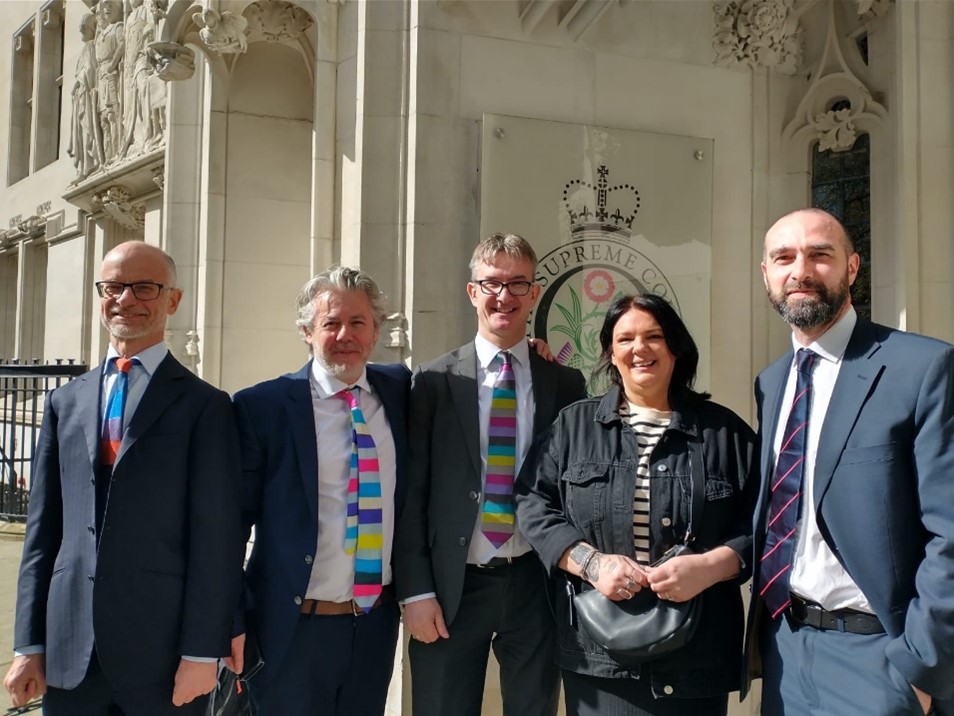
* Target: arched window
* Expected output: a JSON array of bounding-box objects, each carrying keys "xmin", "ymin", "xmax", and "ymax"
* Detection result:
[{"xmin": 811, "ymin": 116, "xmax": 871, "ymax": 319}]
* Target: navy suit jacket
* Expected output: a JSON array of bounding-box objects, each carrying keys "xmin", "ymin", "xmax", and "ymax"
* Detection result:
[
  {"xmin": 14, "ymin": 354, "xmax": 244, "ymax": 691},
  {"xmin": 393, "ymin": 344, "xmax": 586, "ymax": 625},
  {"xmin": 745, "ymin": 318, "xmax": 954, "ymax": 700},
  {"xmin": 232, "ymin": 362, "xmax": 410, "ymax": 690}
]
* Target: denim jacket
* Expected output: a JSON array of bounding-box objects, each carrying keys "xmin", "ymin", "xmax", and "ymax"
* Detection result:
[{"xmin": 515, "ymin": 385, "xmax": 757, "ymax": 699}]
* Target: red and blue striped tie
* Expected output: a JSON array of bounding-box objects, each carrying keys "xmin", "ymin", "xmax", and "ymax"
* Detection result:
[
  {"xmin": 339, "ymin": 388, "xmax": 383, "ymax": 613},
  {"xmin": 482, "ymin": 351, "xmax": 517, "ymax": 549},
  {"xmin": 759, "ymin": 348, "xmax": 816, "ymax": 618}
]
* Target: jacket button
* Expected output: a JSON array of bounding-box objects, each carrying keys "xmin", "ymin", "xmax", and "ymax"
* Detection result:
[
  {"xmin": 661, "ymin": 517, "xmax": 672, "ymax": 527},
  {"xmin": 304, "ymin": 555, "xmax": 313, "ymax": 565},
  {"xmin": 663, "ymin": 685, "xmax": 674, "ymax": 695},
  {"xmin": 294, "ymin": 596, "xmax": 302, "ymax": 606},
  {"xmin": 656, "ymin": 464, "xmax": 668, "ymax": 473},
  {"xmin": 468, "ymin": 491, "xmax": 479, "ymax": 501},
  {"xmin": 458, "ymin": 537, "xmax": 467, "ymax": 546}
]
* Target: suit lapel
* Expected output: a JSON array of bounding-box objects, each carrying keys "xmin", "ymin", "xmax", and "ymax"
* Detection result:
[
  {"xmin": 117, "ymin": 354, "xmax": 186, "ymax": 466},
  {"xmin": 78, "ymin": 366, "xmax": 104, "ymax": 470},
  {"xmin": 813, "ymin": 321, "xmax": 883, "ymax": 509},
  {"xmin": 368, "ymin": 366, "xmax": 407, "ymax": 511},
  {"xmin": 528, "ymin": 351, "xmax": 556, "ymax": 437},
  {"xmin": 450, "ymin": 344, "xmax": 482, "ymax": 477},
  {"xmin": 286, "ymin": 365, "xmax": 320, "ymax": 525},
  {"xmin": 755, "ymin": 353, "xmax": 791, "ymax": 533}
]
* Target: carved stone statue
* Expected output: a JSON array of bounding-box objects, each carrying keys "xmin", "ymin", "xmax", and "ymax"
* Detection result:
[
  {"xmin": 95, "ymin": 0, "xmax": 125, "ymax": 162},
  {"xmin": 122, "ymin": 0, "xmax": 167, "ymax": 155},
  {"xmin": 67, "ymin": 13, "xmax": 103, "ymax": 179},
  {"xmin": 193, "ymin": 7, "xmax": 249, "ymax": 54}
]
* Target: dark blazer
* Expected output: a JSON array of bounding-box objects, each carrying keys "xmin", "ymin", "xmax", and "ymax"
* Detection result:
[
  {"xmin": 14, "ymin": 353, "xmax": 244, "ymax": 692},
  {"xmin": 393, "ymin": 343, "xmax": 586, "ymax": 624},
  {"xmin": 745, "ymin": 318, "xmax": 954, "ymax": 700},
  {"xmin": 232, "ymin": 362, "xmax": 410, "ymax": 690}
]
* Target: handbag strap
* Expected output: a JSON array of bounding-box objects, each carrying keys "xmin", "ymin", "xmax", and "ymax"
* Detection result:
[{"xmin": 684, "ymin": 431, "xmax": 706, "ymax": 546}]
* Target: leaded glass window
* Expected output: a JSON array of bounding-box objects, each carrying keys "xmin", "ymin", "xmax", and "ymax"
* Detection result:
[{"xmin": 811, "ymin": 130, "xmax": 871, "ymax": 320}]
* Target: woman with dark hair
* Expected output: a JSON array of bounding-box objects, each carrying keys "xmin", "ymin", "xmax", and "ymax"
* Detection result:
[{"xmin": 516, "ymin": 294, "xmax": 757, "ymax": 715}]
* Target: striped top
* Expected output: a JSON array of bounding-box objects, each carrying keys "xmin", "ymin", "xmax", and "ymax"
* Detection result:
[{"xmin": 619, "ymin": 401, "xmax": 672, "ymax": 565}]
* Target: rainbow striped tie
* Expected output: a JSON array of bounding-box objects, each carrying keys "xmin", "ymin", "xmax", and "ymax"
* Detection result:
[
  {"xmin": 482, "ymin": 351, "xmax": 517, "ymax": 549},
  {"xmin": 339, "ymin": 388, "xmax": 383, "ymax": 613},
  {"xmin": 101, "ymin": 357, "xmax": 135, "ymax": 466}
]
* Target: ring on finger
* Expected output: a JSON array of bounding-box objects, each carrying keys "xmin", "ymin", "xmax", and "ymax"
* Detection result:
[{"xmin": 625, "ymin": 579, "xmax": 636, "ymax": 590}]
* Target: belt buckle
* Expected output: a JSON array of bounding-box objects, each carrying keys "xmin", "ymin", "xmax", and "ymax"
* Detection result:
[{"xmin": 350, "ymin": 599, "xmax": 361, "ymax": 617}]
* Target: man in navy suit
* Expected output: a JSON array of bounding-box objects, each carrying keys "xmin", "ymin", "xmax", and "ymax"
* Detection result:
[
  {"xmin": 4, "ymin": 241, "xmax": 244, "ymax": 715},
  {"xmin": 232, "ymin": 266, "xmax": 409, "ymax": 716},
  {"xmin": 394, "ymin": 233, "xmax": 586, "ymax": 716},
  {"xmin": 746, "ymin": 208, "xmax": 954, "ymax": 715}
]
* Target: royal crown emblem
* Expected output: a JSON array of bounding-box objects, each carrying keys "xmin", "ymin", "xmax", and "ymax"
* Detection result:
[{"xmin": 563, "ymin": 165, "xmax": 640, "ymax": 242}]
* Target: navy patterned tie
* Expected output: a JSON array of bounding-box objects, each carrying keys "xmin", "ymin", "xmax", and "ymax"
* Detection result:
[{"xmin": 759, "ymin": 348, "xmax": 816, "ymax": 618}]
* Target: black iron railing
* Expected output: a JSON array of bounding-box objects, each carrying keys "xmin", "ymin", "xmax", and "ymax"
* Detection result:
[{"xmin": 0, "ymin": 361, "xmax": 88, "ymax": 521}]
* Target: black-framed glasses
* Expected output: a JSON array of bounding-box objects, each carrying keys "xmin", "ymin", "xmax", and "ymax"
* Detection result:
[
  {"xmin": 95, "ymin": 281, "xmax": 169, "ymax": 301},
  {"xmin": 473, "ymin": 279, "xmax": 534, "ymax": 297}
]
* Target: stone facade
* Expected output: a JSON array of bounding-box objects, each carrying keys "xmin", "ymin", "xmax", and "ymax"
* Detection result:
[{"xmin": 2, "ymin": 0, "xmax": 953, "ymax": 713}]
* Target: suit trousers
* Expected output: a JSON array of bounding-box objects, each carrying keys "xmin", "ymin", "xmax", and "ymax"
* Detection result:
[
  {"xmin": 760, "ymin": 611, "xmax": 953, "ymax": 716},
  {"xmin": 408, "ymin": 554, "xmax": 560, "ymax": 716},
  {"xmin": 42, "ymin": 650, "xmax": 207, "ymax": 716},
  {"xmin": 250, "ymin": 599, "xmax": 400, "ymax": 716}
]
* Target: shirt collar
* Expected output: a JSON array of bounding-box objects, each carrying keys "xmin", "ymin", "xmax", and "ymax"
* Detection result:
[
  {"xmin": 790, "ymin": 306, "xmax": 857, "ymax": 366},
  {"xmin": 103, "ymin": 341, "xmax": 168, "ymax": 378},
  {"xmin": 474, "ymin": 332, "xmax": 530, "ymax": 369},
  {"xmin": 309, "ymin": 358, "xmax": 372, "ymax": 399}
]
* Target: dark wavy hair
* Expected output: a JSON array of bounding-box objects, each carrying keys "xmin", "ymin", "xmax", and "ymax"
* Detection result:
[{"xmin": 596, "ymin": 293, "xmax": 710, "ymax": 403}]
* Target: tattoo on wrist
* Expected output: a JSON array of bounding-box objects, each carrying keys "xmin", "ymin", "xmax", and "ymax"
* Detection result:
[
  {"xmin": 570, "ymin": 543, "xmax": 594, "ymax": 569},
  {"xmin": 584, "ymin": 553, "xmax": 603, "ymax": 583}
]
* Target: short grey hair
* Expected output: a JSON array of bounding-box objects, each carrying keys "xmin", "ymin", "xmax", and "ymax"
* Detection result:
[
  {"xmin": 468, "ymin": 232, "xmax": 538, "ymax": 278},
  {"xmin": 295, "ymin": 265, "xmax": 388, "ymax": 342}
]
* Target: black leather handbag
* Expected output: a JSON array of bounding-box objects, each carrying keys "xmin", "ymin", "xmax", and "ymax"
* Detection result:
[{"xmin": 572, "ymin": 438, "xmax": 706, "ymax": 666}]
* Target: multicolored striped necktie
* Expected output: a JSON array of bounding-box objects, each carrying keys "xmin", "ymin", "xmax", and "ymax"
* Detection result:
[
  {"xmin": 759, "ymin": 348, "xmax": 816, "ymax": 618},
  {"xmin": 339, "ymin": 388, "xmax": 383, "ymax": 613},
  {"xmin": 482, "ymin": 351, "xmax": 517, "ymax": 549},
  {"xmin": 101, "ymin": 357, "xmax": 135, "ymax": 466}
]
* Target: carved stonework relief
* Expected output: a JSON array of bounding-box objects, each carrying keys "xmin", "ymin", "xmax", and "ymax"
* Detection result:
[
  {"xmin": 67, "ymin": 0, "xmax": 169, "ymax": 182},
  {"xmin": 713, "ymin": 0, "xmax": 802, "ymax": 75},
  {"xmin": 245, "ymin": 0, "xmax": 314, "ymax": 44},
  {"xmin": 193, "ymin": 8, "xmax": 249, "ymax": 54},
  {"xmin": 91, "ymin": 186, "xmax": 146, "ymax": 230},
  {"xmin": 814, "ymin": 107, "xmax": 856, "ymax": 152}
]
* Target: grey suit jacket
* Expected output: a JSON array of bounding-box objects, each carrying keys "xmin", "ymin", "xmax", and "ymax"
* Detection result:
[
  {"xmin": 744, "ymin": 318, "xmax": 954, "ymax": 700},
  {"xmin": 393, "ymin": 342, "xmax": 586, "ymax": 624},
  {"xmin": 14, "ymin": 354, "xmax": 244, "ymax": 691}
]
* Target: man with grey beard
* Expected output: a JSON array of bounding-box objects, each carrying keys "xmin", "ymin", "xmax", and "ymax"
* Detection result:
[{"xmin": 743, "ymin": 208, "xmax": 954, "ymax": 715}]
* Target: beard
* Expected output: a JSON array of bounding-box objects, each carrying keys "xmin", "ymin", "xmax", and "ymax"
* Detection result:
[{"xmin": 767, "ymin": 276, "xmax": 851, "ymax": 330}]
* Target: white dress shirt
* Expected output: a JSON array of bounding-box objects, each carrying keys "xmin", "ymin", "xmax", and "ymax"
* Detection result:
[
  {"xmin": 772, "ymin": 307, "xmax": 873, "ymax": 613},
  {"xmin": 305, "ymin": 360, "xmax": 397, "ymax": 602},
  {"xmin": 467, "ymin": 333, "xmax": 535, "ymax": 564}
]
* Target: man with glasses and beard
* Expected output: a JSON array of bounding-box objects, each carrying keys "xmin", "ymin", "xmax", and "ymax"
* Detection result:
[{"xmin": 744, "ymin": 208, "xmax": 954, "ymax": 715}]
